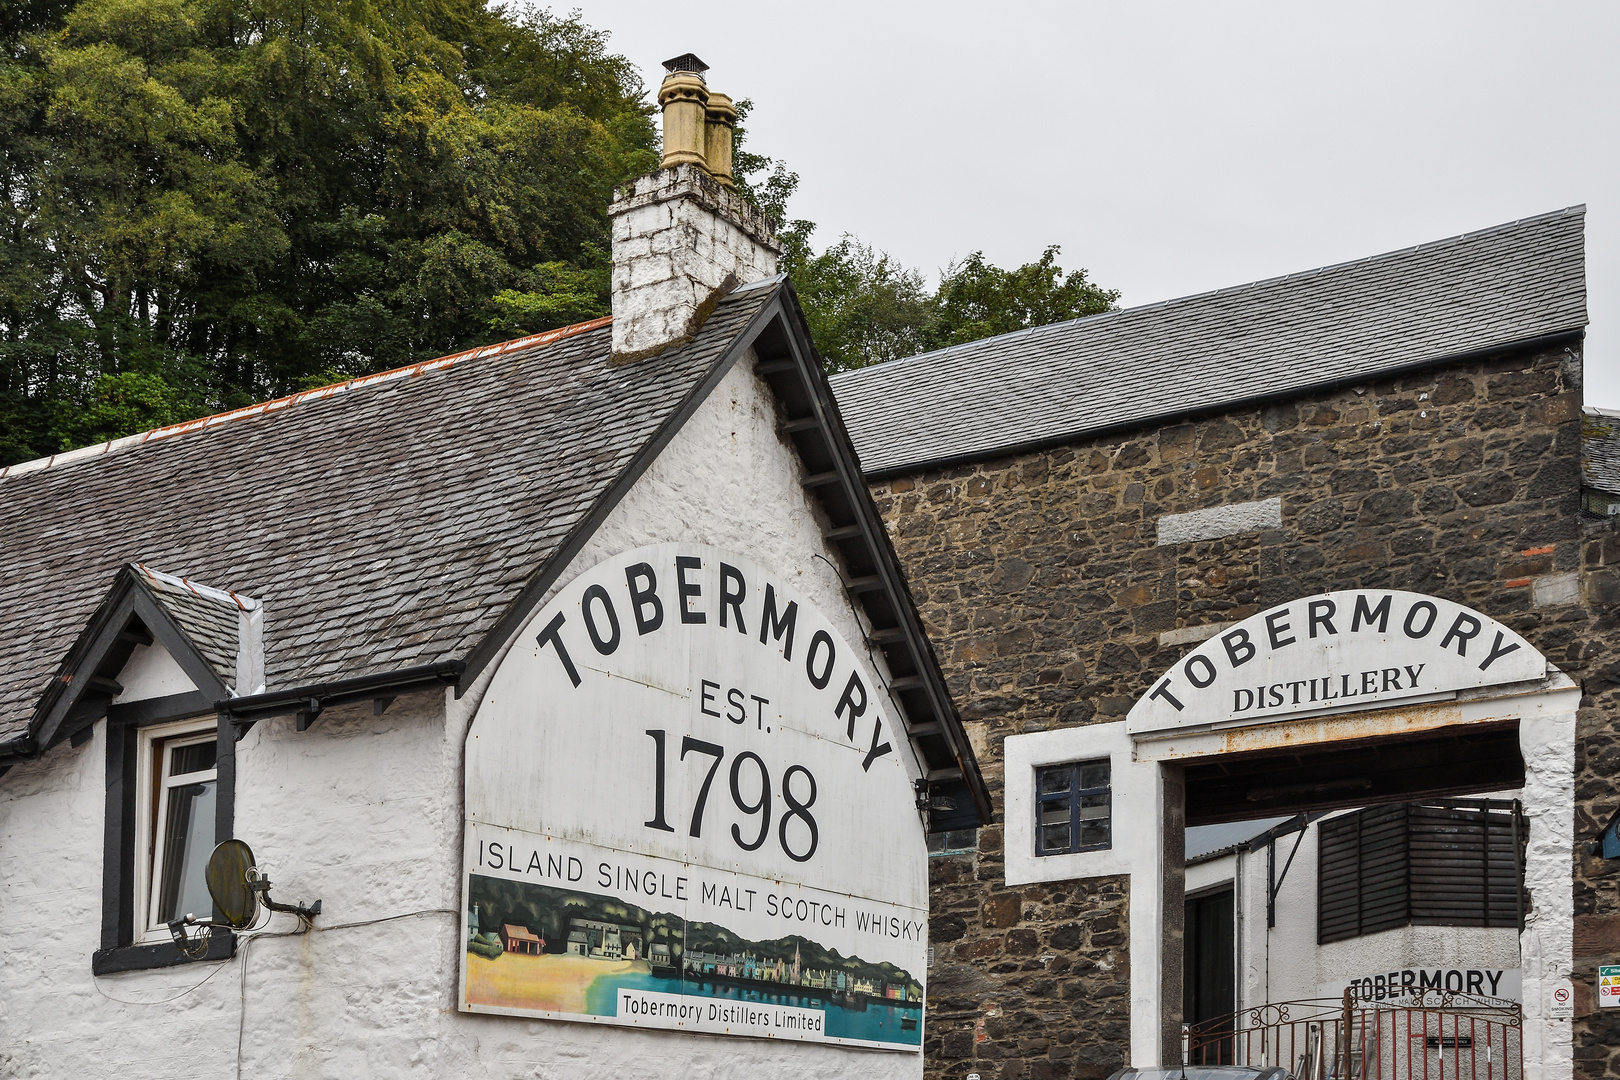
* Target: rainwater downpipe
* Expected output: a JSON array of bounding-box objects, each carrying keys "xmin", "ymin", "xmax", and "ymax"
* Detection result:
[{"xmin": 1234, "ymin": 846, "xmax": 1245, "ymax": 1019}]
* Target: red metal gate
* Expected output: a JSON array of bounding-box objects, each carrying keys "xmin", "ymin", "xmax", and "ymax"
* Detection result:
[{"xmin": 1187, "ymin": 989, "xmax": 1522, "ymax": 1080}]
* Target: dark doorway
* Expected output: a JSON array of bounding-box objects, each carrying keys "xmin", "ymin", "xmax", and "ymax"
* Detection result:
[{"xmin": 1185, "ymin": 888, "xmax": 1235, "ymax": 1064}]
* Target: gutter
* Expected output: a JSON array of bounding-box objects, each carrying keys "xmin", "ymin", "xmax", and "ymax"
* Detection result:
[
  {"xmin": 216, "ymin": 660, "xmax": 466, "ymax": 729},
  {"xmin": 0, "ymin": 733, "xmax": 39, "ymax": 766}
]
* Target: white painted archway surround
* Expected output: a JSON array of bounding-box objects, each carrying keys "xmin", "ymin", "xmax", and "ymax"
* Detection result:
[{"xmin": 1004, "ymin": 591, "xmax": 1577, "ymax": 1080}]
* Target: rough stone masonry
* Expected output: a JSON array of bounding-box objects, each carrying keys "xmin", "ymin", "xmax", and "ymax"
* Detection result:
[{"xmin": 862, "ymin": 341, "xmax": 1620, "ymax": 1080}]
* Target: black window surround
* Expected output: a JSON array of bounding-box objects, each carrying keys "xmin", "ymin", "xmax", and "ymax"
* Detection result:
[
  {"xmin": 67, "ymin": 590, "xmax": 240, "ymax": 975},
  {"xmin": 1035, "ymin": 759, "xmax": 1112, "ymax": 856},
  {"xmin": 97, "ymin": 693, "xmax": 236, "ymax": 973}
]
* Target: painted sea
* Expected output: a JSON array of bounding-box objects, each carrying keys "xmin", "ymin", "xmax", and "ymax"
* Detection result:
[{"xmin": 585, "ymin": 971, "xmax": 923, "ymax": 1046}]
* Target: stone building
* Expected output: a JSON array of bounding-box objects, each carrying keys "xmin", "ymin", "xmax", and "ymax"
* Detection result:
[
  {"xmin": 0, "ymin": 57, "xmax": 984, "ymax": 1077},
  {"xmin": 832, "ymin": 206, "xmax": 1616, "ymax": 1080}
]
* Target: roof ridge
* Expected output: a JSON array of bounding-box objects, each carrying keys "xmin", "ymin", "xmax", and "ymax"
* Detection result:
[
  {"xmin": 830, "ymin": 205, "xmax": 1587, "ymax": 383},
  {"xmin": 0, "ymin": 316, "xmax": 613, "ymax": 482}
]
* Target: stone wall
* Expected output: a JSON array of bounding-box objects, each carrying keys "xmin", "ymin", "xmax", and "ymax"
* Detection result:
[{"xmin": 865, "ymin": 340, "xmax": 1620, "ymax": 1080}]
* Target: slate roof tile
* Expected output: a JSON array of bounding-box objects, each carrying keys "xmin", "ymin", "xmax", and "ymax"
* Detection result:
[
  {"xmin": 831, "ymin": 207, "xmax": 1588, "ymax": 475},
  {"xmin": 0, "ymin": 286, "xmax": 776, "ymax": 741}
]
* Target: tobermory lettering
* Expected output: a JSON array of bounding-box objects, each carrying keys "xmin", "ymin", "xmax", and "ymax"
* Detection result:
[
  {"xmin": 1130, "ymin": 589, "xmax": 1541, "ymax": 728},
  {"xmin": 535, "ymin": 553, "xmax": 895, "ymax": 771}
]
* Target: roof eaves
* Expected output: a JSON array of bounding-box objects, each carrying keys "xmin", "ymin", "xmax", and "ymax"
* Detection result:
[{"xmin": 765, "ymin": 278, "xmax": 992, "ymax": 828}]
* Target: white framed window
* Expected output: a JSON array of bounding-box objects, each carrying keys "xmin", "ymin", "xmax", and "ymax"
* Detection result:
[{"xmin": 133, "ymin": 718, "xmax": 218, "ymax": 942}]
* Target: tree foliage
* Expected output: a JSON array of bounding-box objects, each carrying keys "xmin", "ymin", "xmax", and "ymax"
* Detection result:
[
  {"xmin": 2, "ymin": 4, "xmax": 1119, "ymax": 460},
  {"xmin": 780, "ymin": 234, "xmax": 1120, "ymax": 374},
  {"xmin": 0, "ymin": 0, "xmax": 655, "ymax": 462}
]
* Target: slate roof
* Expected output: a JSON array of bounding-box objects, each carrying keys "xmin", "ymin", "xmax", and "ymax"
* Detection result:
[
  {"xmin": 0, "ymin": 285, "xmax": 777, "ymax": 742},
  {"xmin": 831, "ymin": 206, "xmax": 1588, "ymax": 475},
  {"xmin": 1584, "ymin": 407, "xmax": 1620, "ymax": 497}
]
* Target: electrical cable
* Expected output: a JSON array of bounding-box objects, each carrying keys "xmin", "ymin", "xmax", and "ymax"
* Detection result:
[{"xmin": 90, "ymin": 951, "xmax": 236, "ymax": 1005}]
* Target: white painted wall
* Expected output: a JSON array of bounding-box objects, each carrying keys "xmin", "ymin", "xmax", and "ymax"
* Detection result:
[
  {"xmin": 112, "ymin": 643, "xmax": 196, "ymax": 703},
  {"xmin": 0, "ymin": 354, "xmax": 924, "ymax": 1078}
]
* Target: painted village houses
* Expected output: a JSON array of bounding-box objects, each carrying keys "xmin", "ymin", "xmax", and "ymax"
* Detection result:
[
  {"xmin": 831, "ymin": 205, "xmax": 1618, "ymax": 1080},
  {"xmin": 0, "ymin": 57, "xmax": 987, "ymax": 1077}
]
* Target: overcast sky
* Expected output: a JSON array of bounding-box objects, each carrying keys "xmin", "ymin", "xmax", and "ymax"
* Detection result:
[{"xmin": 563, "ymin": 0, "xmax": 1619, "ymax": 404}]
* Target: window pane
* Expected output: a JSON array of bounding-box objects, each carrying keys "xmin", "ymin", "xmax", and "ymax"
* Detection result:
[
  {"xmin": 1079, "ymin": 817, "xmax": 1110, "ymax": 849},
  {"xmin": 1041, "ymin": 824, "xmax": 1070, "ymax": 852},
  {"xmin": 157, "ymin": 779, "xmax": 217, "ymax": 922},
  {"xmin": 1039, "ymin": 767, "xmax": 1071, "ymax": 795},
  {"xmin": 1079, "ymin": 762, "xmax": 1109, "ymax": 790},
  {"xmin": 1078, "ymin": 792, "xmax": 1110, "ymax": 818},
  {"xmin": 170, "ymin": 740, "xmax": 216, "ymax": 777},
  {"xmin": 1039, "ymin": 801, "xmax": 1070, "ymax": 826},
  {"xmin": 928, "ymin": 828, "xmax": 979, "ymax": 855}
]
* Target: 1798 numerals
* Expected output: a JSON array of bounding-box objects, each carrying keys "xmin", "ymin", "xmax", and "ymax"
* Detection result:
[{"xmin": 643, "ymin": 729, "xmax": 818, "ymax": 862}]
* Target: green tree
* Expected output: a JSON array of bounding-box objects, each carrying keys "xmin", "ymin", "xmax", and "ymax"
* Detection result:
[
  {"xmin": 788, "ymin": 237, "xmax": 932, "ymax": 371},
  {"xmin": 0, "ymin": 0, "xmax": 656, "ymax": 462},
  {"xmin": 778, "ymin": 235, "xmax": 1119, "ymax": 374},
  {"xmin": 927, "ymin": 245, "xmax": 1119, "ymax": 350}
]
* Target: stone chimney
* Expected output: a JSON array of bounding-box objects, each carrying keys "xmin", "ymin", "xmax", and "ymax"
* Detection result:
[{"xmin": 609, "ymin": 54, "xmax": 780, "ymax": 362}]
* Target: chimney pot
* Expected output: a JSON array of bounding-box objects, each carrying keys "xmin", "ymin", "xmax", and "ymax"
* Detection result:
[
  {"xmin": 658, "ymin": 63, "xmax": 709, "ymax": 170},
  {"xmin": 704, "ymin": 92, "xmax": 737, "ymax": 188}
]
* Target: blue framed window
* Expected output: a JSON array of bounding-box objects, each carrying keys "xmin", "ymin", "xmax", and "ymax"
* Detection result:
[{"xmin": 1035, "ymin": 760, "xmax": 1111, "ymax": 855}]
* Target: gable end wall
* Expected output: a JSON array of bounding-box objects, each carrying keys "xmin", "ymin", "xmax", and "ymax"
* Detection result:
[{"xmin": 0, "ymin": 353, "xmax": 925, "ymax": 1079}]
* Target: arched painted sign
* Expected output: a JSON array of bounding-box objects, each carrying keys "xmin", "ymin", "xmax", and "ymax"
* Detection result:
[
  {"xmin": 1127, "ymin": 590, "xmax": 1547, "ymax": 736},
  {"xmin": 460, "ymin": 544, "xmax": 925, "ymax": 1051}
]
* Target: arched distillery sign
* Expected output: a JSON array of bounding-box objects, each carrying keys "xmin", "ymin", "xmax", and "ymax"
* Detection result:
[
  {"xmin": 460, "ymin": 544, "xmax": 925, "ymax": 1051},
  {"xmin": 1127, "ymin": 589, "xmax": 1546, "ymax": 736}
]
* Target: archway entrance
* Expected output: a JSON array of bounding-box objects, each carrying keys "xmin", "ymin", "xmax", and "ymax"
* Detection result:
[{"xmin": 1123, "ymin": 590, "xmax": 1577, "ymax": 1080}]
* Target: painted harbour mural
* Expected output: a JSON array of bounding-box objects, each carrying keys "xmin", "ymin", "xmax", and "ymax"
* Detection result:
[{"xmin": 464, "ymin": 874, "xmax": 923, "ymax": 1048}]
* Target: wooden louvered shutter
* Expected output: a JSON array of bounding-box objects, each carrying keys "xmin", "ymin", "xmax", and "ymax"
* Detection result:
[
  {"xmin": 1319, "ymin": 799, "xmax": 1525, "ymax": 945},
  {"xmin": 1409, "ymin": 800, "xmax": 1525, "ymax": 929},
  {"xmin": 1318, "ymin": 804, "xmax": 1408, "ymax": 944}
]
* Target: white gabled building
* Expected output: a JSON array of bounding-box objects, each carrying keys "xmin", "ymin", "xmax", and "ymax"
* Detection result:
[{"xmin": 0, "ymin": 55, "xmax": 985, "ymax": 1078}]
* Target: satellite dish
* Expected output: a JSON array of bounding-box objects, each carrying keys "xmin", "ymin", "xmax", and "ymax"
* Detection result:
[{"xmin": 205, "ymin": 838, "xmax": 260, "ymax": 929}]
